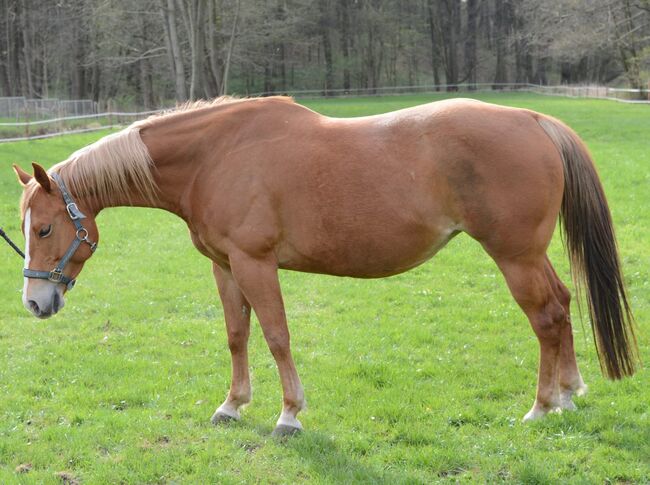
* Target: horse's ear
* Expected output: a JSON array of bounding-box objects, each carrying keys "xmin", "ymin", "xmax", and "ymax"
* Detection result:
[
  {"xmin": 13, "ymin": 164, "xmax": 33, "ymax": 186},
  {"xmin": 32, "ymin": 162, "xmax": 51, "ymax": 193}
]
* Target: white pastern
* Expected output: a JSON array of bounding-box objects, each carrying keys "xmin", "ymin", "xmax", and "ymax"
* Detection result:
[
  {"xmin": 215, "ymin": 401, "xmax": 241, "ymax": 420},
  {"xmin": 523, "ymin": 403, "xmax": 562, "ymax": 422},
  {"xmin": 277, "ymin": 410, "xmax": 303, "ymax": 430},
  {"xmin": 21, "ymin": 208, "xmax": 31, "ymax": 306}
]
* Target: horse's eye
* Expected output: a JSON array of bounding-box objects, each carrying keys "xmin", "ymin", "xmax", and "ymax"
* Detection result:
[{"xmin": 38, "ymin": 225, "xmax": 52, "ymax": 238}]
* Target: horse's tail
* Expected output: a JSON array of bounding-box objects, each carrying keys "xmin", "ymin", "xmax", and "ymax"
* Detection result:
[{"xmin": 536, "ymin": 114, "xmax": 638, "ymax": 379}]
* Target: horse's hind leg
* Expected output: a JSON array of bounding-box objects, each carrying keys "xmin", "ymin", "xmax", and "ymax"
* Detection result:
[
  {"xmin": 493, "ymin": 254, "xmax": 570, "ymax": 420},
  {"xmin": 211, "ymin": 263, "xmax": 252, "ymax": 424},
  {"xmin": 543, "ymin": 257, "xmax": 588, "ymax": 409}
]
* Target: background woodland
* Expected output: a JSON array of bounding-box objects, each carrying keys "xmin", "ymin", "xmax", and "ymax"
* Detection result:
[{"xmin": 1, "ymin": 0, "xmax": 649, "ymax": 108}]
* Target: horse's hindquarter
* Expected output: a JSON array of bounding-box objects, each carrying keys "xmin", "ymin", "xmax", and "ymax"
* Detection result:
[{"xmin": 196, "ymin": 99, "xmax": 564, "ymax": 276}]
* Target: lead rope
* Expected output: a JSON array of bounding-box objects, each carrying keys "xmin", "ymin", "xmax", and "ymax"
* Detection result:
[{"xmin": 0, "ymin": 227, "xmax": 25, "ymax": 259}]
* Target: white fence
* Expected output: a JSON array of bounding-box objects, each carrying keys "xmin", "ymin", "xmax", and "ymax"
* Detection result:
[
  {"xmin": 0, "ymin": 110, "xmax": 162, "ymax": 143},
  {"xmin": 527, "ymin": 84, "xmax": 650, "ymax": 103},
  {"xmin": 0, "ymin": 96, "xmax": 99, "ymax": 121},
  {"xmin": 0, "ymin": 84, "xmax": 647, "ymax": 143},
  {"xmin": 248, "ymin": 82, "xmax": 650, "ymax": 102}
]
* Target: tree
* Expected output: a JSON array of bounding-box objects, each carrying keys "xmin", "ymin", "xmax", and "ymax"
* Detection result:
[{"xmin": 1, "ymin": 0, "xmax": 647, "ymax": 107}]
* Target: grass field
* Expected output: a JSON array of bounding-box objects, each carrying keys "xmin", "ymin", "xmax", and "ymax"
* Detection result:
[{"xmin": 0, "ymin": 93, "xmax": 648, "ymax": 484}]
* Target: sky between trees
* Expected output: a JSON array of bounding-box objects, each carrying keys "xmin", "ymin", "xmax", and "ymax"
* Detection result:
[{"xmin": 1, "ymin": 0, "xmax": 649, "ymax": 108}]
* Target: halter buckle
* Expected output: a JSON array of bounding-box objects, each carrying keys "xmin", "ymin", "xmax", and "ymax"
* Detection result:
[
  {"xmin": 66, "ymin": 202, "xmax": 85, "ymax": 220},
  {"xmin": 48, "ymin": 268, "xmax": 64, "ymax": 283}
]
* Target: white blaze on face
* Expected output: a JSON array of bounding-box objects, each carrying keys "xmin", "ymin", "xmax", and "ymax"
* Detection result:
[{"xmin": 22, "ymin": 207, "xmax": 31, "ymax": 306}]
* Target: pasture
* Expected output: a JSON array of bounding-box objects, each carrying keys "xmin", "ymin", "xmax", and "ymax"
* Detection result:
[{"xmin": 0, "ymin": 93, "xmax": 648, "ymax": 483}]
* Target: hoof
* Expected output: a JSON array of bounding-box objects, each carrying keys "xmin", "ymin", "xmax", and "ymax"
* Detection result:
[
  {"xmin": 560, "ymin": 390, "xmax": 578, "ymax": 411},
  {"xmin": 574, "ymin": 384, "xmax": 588, "ymax": 397},
  {"xmin": 523, "ymin": 404, "xmax": 561, "ymax": 422},
  {"xmin": 211, "ymin": 411, "xmax": 238, "ymax": 425},
  {"xmin": 272, "ymin": 424, "xmax": 302, "ymax": 438},
  {"xmin": 560, "ymin": 398, "xmax": 577, "ymax": 411}
]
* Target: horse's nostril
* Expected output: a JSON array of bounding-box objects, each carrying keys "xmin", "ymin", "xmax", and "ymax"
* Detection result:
[
  {"xmin": 52, "ymin": 293, "xmax": 61, "ymax": 313},
  {"xmin": 28, "ymin": 300, "xmax": 40, "ymax": 315}
]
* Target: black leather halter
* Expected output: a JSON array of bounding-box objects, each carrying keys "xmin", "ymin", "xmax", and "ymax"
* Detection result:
[{"xmin": 23, "ymin": 173, "xmax": 97, "ymax": 290}]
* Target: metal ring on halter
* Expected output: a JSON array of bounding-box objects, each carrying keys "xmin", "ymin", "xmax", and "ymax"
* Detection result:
[{"xmin": 76, "ymin": 228, "xmax": 89, "ymax": 241}]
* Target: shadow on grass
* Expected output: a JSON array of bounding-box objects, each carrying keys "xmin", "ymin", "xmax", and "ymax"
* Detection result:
[
  {"xmin": 280, "ymin": 430, "xmax": 421, "ymax": 484},
  {"xmin": 222, "ymin": 418, "xmax": 421, "ymax": 483}
]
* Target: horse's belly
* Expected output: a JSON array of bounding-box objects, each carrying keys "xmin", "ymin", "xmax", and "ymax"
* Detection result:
[{"xmin": 277, "ymin": 221, "xmax": 460, "ymax": 278}]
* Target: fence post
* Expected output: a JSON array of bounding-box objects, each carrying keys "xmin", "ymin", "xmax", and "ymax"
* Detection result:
[{"xmin": 24, "ymin": 106, "xmax": 29, "ymax": 139}]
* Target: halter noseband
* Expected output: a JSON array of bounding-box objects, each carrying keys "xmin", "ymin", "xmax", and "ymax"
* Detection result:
[{"xmin": 23, "ymin": 172, "xmax": 97, "ymax": 291}]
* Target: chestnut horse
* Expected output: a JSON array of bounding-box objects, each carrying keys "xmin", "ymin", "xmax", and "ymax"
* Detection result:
[{"xmin": 13, "ymin": 96, "xmax": 637, "ymax": 436}]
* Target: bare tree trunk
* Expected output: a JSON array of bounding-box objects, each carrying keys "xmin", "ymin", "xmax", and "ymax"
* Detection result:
[
  {"xmin": 611, "ymin": 0, "xmax": 643, "ymax": 90},
  {"xmin": 0, "ymin": 0, "xmax": 14, "ymax": 95},
  {"xmin": 513, "ymin": 7, "xmax": 532, "ymax": 84},
  {"xmin": 71, "ymin": 21, "xmax": 87, "ymax": 98},
  {"xmin": 221, "ymin": 0, "xmax": 240, "ymax": 95},
  {"xmin": 205, "ymin": 0, "xmax": 222, "ymax": 96},
  {"xmin": 427, "ymin": 0, "xmax": 442, "ymax": 90},
  {"xmin": 338, "ymin": 0, "xmax": 351, "ymax": 90},
  {"xmin": 493, "ymin": 0, "xmax": 509, "ymax": 88},
  {"xmin": 161, "ymin": 0, "xmax": 187, "ymax": 101},
  {"xmin": 440, "ymin": 0, "xmax": 459, "ymax": 91},
  {"xmin": 19, "ymin": 0, "xmax": 33, "ymax": 96},
  {"xmin": 185, "ymin": 0, "xmax": 207, "ymax": 99},
  {"xmin": 320, "ymin": 1, "xmax": 334, "ymax": 95},
  {"xmin": 534, "ymin": 54, "xmax": 548, "ymax": 85},
  {"xmin": 139, "ymin": 14, "xmax": 155, "ymax": 109},
  {"xmin": 464, "ymin": 0, "xmax": 478, "ymax": 89},
  {"xmin": 41, "ymin": 40, "xmax": 47, "ymax": 98}
]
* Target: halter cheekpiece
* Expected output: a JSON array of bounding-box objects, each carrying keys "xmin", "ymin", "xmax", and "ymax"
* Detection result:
[{"xmin": 23, "ymin": 172, "xmax": 97, "ymax": 290}]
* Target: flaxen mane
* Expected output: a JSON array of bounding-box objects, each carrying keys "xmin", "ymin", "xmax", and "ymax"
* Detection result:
[
  {"xmin": 20, "ymin": 96, "xmax": 293, "ymax": 214},
  {"xmin": 49, "ymin": 126, "xmax": 158, "ymax": 209}
]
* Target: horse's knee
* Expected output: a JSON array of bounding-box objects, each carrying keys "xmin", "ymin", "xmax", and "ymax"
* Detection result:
[
  {"xmin": 227, "ymin": 327, "xmax": 250, "ymax": 353},
  {"xmin": 265, "ymin": 332, "xmax": 290, "ymax": 359}
]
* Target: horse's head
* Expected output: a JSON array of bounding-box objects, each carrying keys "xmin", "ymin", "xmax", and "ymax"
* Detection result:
[{"xmin": 13, "ymin": 163, "xmax": 99, "ymax": 319}]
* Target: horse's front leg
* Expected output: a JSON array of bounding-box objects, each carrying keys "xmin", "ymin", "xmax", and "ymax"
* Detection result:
[
  {"xmin": 229, "ymin": 251, "xmax": 306, "ymax": 436},
  {"xmin": 211, "ymin": 263, "xmax": 252, "ymax": 424}
]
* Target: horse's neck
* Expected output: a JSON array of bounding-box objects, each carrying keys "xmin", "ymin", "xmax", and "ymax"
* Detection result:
[
  {"xmin": 131, "ymin": 108, "xmax": 241, "ymax": 219},
  {"xmin": 90, "ymin": 98, "xmax": 292, "ymax": 219},
  {"xmin": 68, "ymin": 126, "xmax": 185, "ymax": 217}
]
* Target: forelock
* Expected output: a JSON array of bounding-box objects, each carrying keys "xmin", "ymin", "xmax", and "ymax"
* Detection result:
[{"xmin": 19, "ymin": 181, "xmax": 39, "ymax": 219}]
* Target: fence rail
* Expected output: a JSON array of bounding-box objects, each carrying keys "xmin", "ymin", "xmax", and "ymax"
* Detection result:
[
  {"xmin": 0, "ymin": 96, "xmax": 99, "ymax": 121},
  {"xmin": 1, "ymin": 84, "xmax": 647, "ymax": 143},
  {"xmin": 249, "ymin": 82, "xmax": 650, "ymax": 102},
  {"xmin": 0, "ymin": 110, "xmax": 163, "ymax": 143}
]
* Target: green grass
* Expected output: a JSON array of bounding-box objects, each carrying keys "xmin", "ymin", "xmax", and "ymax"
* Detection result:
[{"xmin": 0, "ymin": 93, "xmax": 648, "ymax": 483}]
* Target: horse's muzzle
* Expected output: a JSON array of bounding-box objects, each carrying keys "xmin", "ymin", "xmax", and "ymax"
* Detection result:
[{"xmin": 25, "ymin": 290, "xmax": 64, "ymax": 319}]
